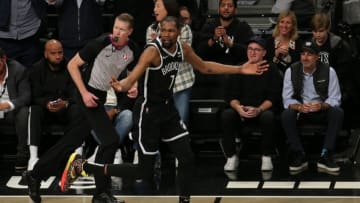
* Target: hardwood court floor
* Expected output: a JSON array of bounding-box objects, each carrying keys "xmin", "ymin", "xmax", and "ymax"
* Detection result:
[{"xmin": 2, "ymin": 196, "xmax": 360, "ymax": 203}]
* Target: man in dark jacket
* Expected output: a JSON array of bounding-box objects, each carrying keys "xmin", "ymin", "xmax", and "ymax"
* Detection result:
[
  {"xmin": 196, "ymin": 0, "xmax": 253, "ymax": 65},
  {"xmin": 0, "ymin": 48, "xmax": 30, "ymax": 170},
  {"xmin": 26, "ymin": 39, "xmax": 83, "ymax": 171},
  {"xmin": 221, "ymin": 37, "xmax": 282, "ymax": 172},
  {"xmin": 49, "ymin": 0, "xmax": 104, "ymax": 59},
  {"xmin": 0, "ymin": 0, "xmax": 47, "ymax": 68}
]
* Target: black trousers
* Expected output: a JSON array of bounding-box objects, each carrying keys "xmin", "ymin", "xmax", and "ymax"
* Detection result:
[
  {"xmin": 221, "ymin": 108, "xmax": 276, "ymax": 157},
  {"xmin": 77, "ymin": 86, "xmax": 119, "ymax": 195},
  {"xmin": 31, "ymin": 103, "xmax": 88, "ymax": 180},
  {"xmin": 32, "ymin": 86, "xmax": 119, "ymax": 196},
  {"xmin": 28, "ymin": 104, "xmax": 83, "ymax": 146},
  {"xmin": 0, "ymin": 106, "xmax": 29, "ymax": 158},
  {"xmin": 0, "ymin": 35, "xmax": 41, "ymax": 68},
  {"xmin": 281, "ymin": 106, "xmax": 344, "ymax": 152}
]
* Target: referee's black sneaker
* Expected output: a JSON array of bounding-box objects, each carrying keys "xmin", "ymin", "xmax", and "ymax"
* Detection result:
[
  {"xmin": 23, "ymin": 171, "xmax": 41, "ymax": 203},
  {"xmin": 92, "ymin": 192, "xmax": 125, "ymax": 203},
  {"xmin": 317, "ymin": 153, "xmax": 340, "ymax": 173}
]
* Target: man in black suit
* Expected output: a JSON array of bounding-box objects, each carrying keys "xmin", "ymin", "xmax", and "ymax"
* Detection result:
[{"xmin": 0, "ymin": 47, "xmax": 31, "ymax": 170}]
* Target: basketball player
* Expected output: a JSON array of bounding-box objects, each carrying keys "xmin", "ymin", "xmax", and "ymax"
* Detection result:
[{"xmin": 61, "ymin": 16, "xmax": 268, "ymax": 203}]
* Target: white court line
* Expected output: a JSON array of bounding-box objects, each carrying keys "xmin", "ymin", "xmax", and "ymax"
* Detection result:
[
  {"xmin": 262, "ymin": 181, "xmax": 296, "ymax": 189},
  {"xmin": 227, "ymin": 181, "xmax": 259, "ymax": 189},
  {"xmin": 298, "ymin": 181, "xmax": 331, "ymax": 189},
  {"xmin": 334, "ymin": 182, "xmax": 360, "ymax": 189}
]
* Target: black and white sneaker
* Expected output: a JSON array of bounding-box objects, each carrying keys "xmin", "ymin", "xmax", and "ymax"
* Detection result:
[
  {"xmin": 317, "ymin": 154, "xmax": 340, "ymax": 173},
  {"xmin": 289, "ymin": 151, "xmax": 308, "ymax": 172}
]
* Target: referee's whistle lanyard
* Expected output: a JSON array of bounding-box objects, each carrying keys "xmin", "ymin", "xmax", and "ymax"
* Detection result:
[{"xmin": 0, "ymin": 79, "xmax": 7, "ymax": 99}]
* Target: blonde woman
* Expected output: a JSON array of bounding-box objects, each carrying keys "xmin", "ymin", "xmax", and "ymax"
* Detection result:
[{"xmin": 266, "ymin": 10, "xmax": 302, "ymax": 73}]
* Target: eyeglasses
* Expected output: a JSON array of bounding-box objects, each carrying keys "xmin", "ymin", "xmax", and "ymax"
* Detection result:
[{"xmin": 247, "ymin": 47, "xmax": 264, "ymax": 52}]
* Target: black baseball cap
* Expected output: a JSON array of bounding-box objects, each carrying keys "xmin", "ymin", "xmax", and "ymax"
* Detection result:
[
  {"xmin": 302, "ymin": 41, "xmax": 320, "ymax": 54},
  {"xmin": 247, "ymin": 36, "xmax": 267, "ymax": 49}
]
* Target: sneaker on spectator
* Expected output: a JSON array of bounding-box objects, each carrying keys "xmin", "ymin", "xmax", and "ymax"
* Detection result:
[
  {"xmin": 261, "ymin": 155, "xmax": 273, "ymax": 171},
  {"xmin": 113, "ymin": 149, "xmax": 123, "ymax": 164},
  {"xmin": 261, "ymin": 171, "xmax": 273, "ymax": 180},
  {"xmin": 27, "ymin": 157, "xmax": 39, "ymax": 171},
  {"xmin": 224, "ymin": 171, "xmax": 238, "ymax": 180},
  {"xmin": 15, "ymin": 156, "xmax": 28, "ymax": 171},
  {"xmin": 289, "ymin": 151, "xmax": 308, "ymax": 172},
  {"xmin": 224, "ymin": 154, "xmax": 239, "ymax": 171},
  {"xmin": 317, "ymin": 153, "xmax": 340, "ymax": 173}
]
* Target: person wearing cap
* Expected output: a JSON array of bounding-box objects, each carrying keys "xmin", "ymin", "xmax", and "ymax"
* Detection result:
[
  {"xmin": 221, "ymin": 36, "xmax": 283, "ymax": 172},
  {"xmin": 281, "ymin": 40, "xmax": 343, "ymax": 174}
]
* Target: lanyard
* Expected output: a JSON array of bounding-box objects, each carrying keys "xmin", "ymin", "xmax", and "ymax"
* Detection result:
[{"xmin": 0, "ymin": 80, "xmax": 7, "ymax": 99}]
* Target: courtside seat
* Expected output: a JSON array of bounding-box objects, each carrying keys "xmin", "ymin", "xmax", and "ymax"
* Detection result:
[{"xmin": 188, "ymin": 70, "xmax": 229, "ymax": 141}]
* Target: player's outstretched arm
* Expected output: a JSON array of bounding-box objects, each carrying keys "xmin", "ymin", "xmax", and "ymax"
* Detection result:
[
  {"xmin": 182, "ymin": 42, "xmax": 268, "ymax": 75},
  {"xmin": 111, "ymin": 46, "xmax": 158, "ymax": 92}
]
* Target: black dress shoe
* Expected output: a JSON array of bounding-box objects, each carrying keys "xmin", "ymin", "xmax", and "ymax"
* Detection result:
[
  {"xmin": 23, "ymin": 171, "xmax": 41, "ymax": 203},
  {"xmin": 179, "ymin": 195, "xmax": 190, "ymax": 203},
  {"xmin": 92, "ymin": 192, "xmax": 125, "ymax": 203}
]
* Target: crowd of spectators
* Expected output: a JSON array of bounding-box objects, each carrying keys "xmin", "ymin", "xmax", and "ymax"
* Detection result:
[{"xmin": 1, "ymin": 0, "xmax": 359, "ymax": 193}]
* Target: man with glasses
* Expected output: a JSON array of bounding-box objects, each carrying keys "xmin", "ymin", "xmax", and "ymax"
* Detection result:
[{"xmin": 221, "ymin": 36, "xmax": 283, "ymax": 172}]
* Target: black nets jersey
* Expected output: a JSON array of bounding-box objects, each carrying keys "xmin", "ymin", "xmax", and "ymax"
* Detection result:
[{"xmin": 139, "ymin": 38, "xmax": 184, "ymax": 103}]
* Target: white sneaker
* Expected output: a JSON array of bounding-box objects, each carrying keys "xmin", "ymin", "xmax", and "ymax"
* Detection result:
[
  {"xmin": 113, "ymin": 149, "xmax": 123, "ymax": 164},
  {"xmin": 27, "ymin": 157, "xmax": 39, "ymax": 171},
  {"xmin": 133, "ymin": 150, "xmax": 139, "ymax": 164},
  {"xmin": 87, "ymin": 146, "xmax": 98, "ymax": 163},
  {"xmin": 224, "ymin": 155, "xmax": 239, "ymax": 171},
  {"xmin": 261, "ymin": 155, "xmax": 273, "ymax": 171}
]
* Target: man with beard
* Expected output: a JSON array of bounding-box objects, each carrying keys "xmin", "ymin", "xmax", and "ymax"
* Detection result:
[
  {"xmin": 60, "ymin": 16, "xmax": 268, "ymax": 203},
  {"xmin": 24, "ymin": 39, "xmax": 81, "ymax": 192},
  {"xmin": 26, "ymin": 39, "xmax": 82, "ymax": 171},
  {"xmin": 196, "ymin": 0, "xmax": 253, "ymax": 64}
]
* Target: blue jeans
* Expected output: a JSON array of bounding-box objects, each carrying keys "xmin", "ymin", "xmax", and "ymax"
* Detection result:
[
  {"xmin": 173, "ymin": 88, "xmax": 192, "ymax": 125},
  {"xmin": 92, "ymin": 106, "xmax": 133, "ymax": 144}
]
